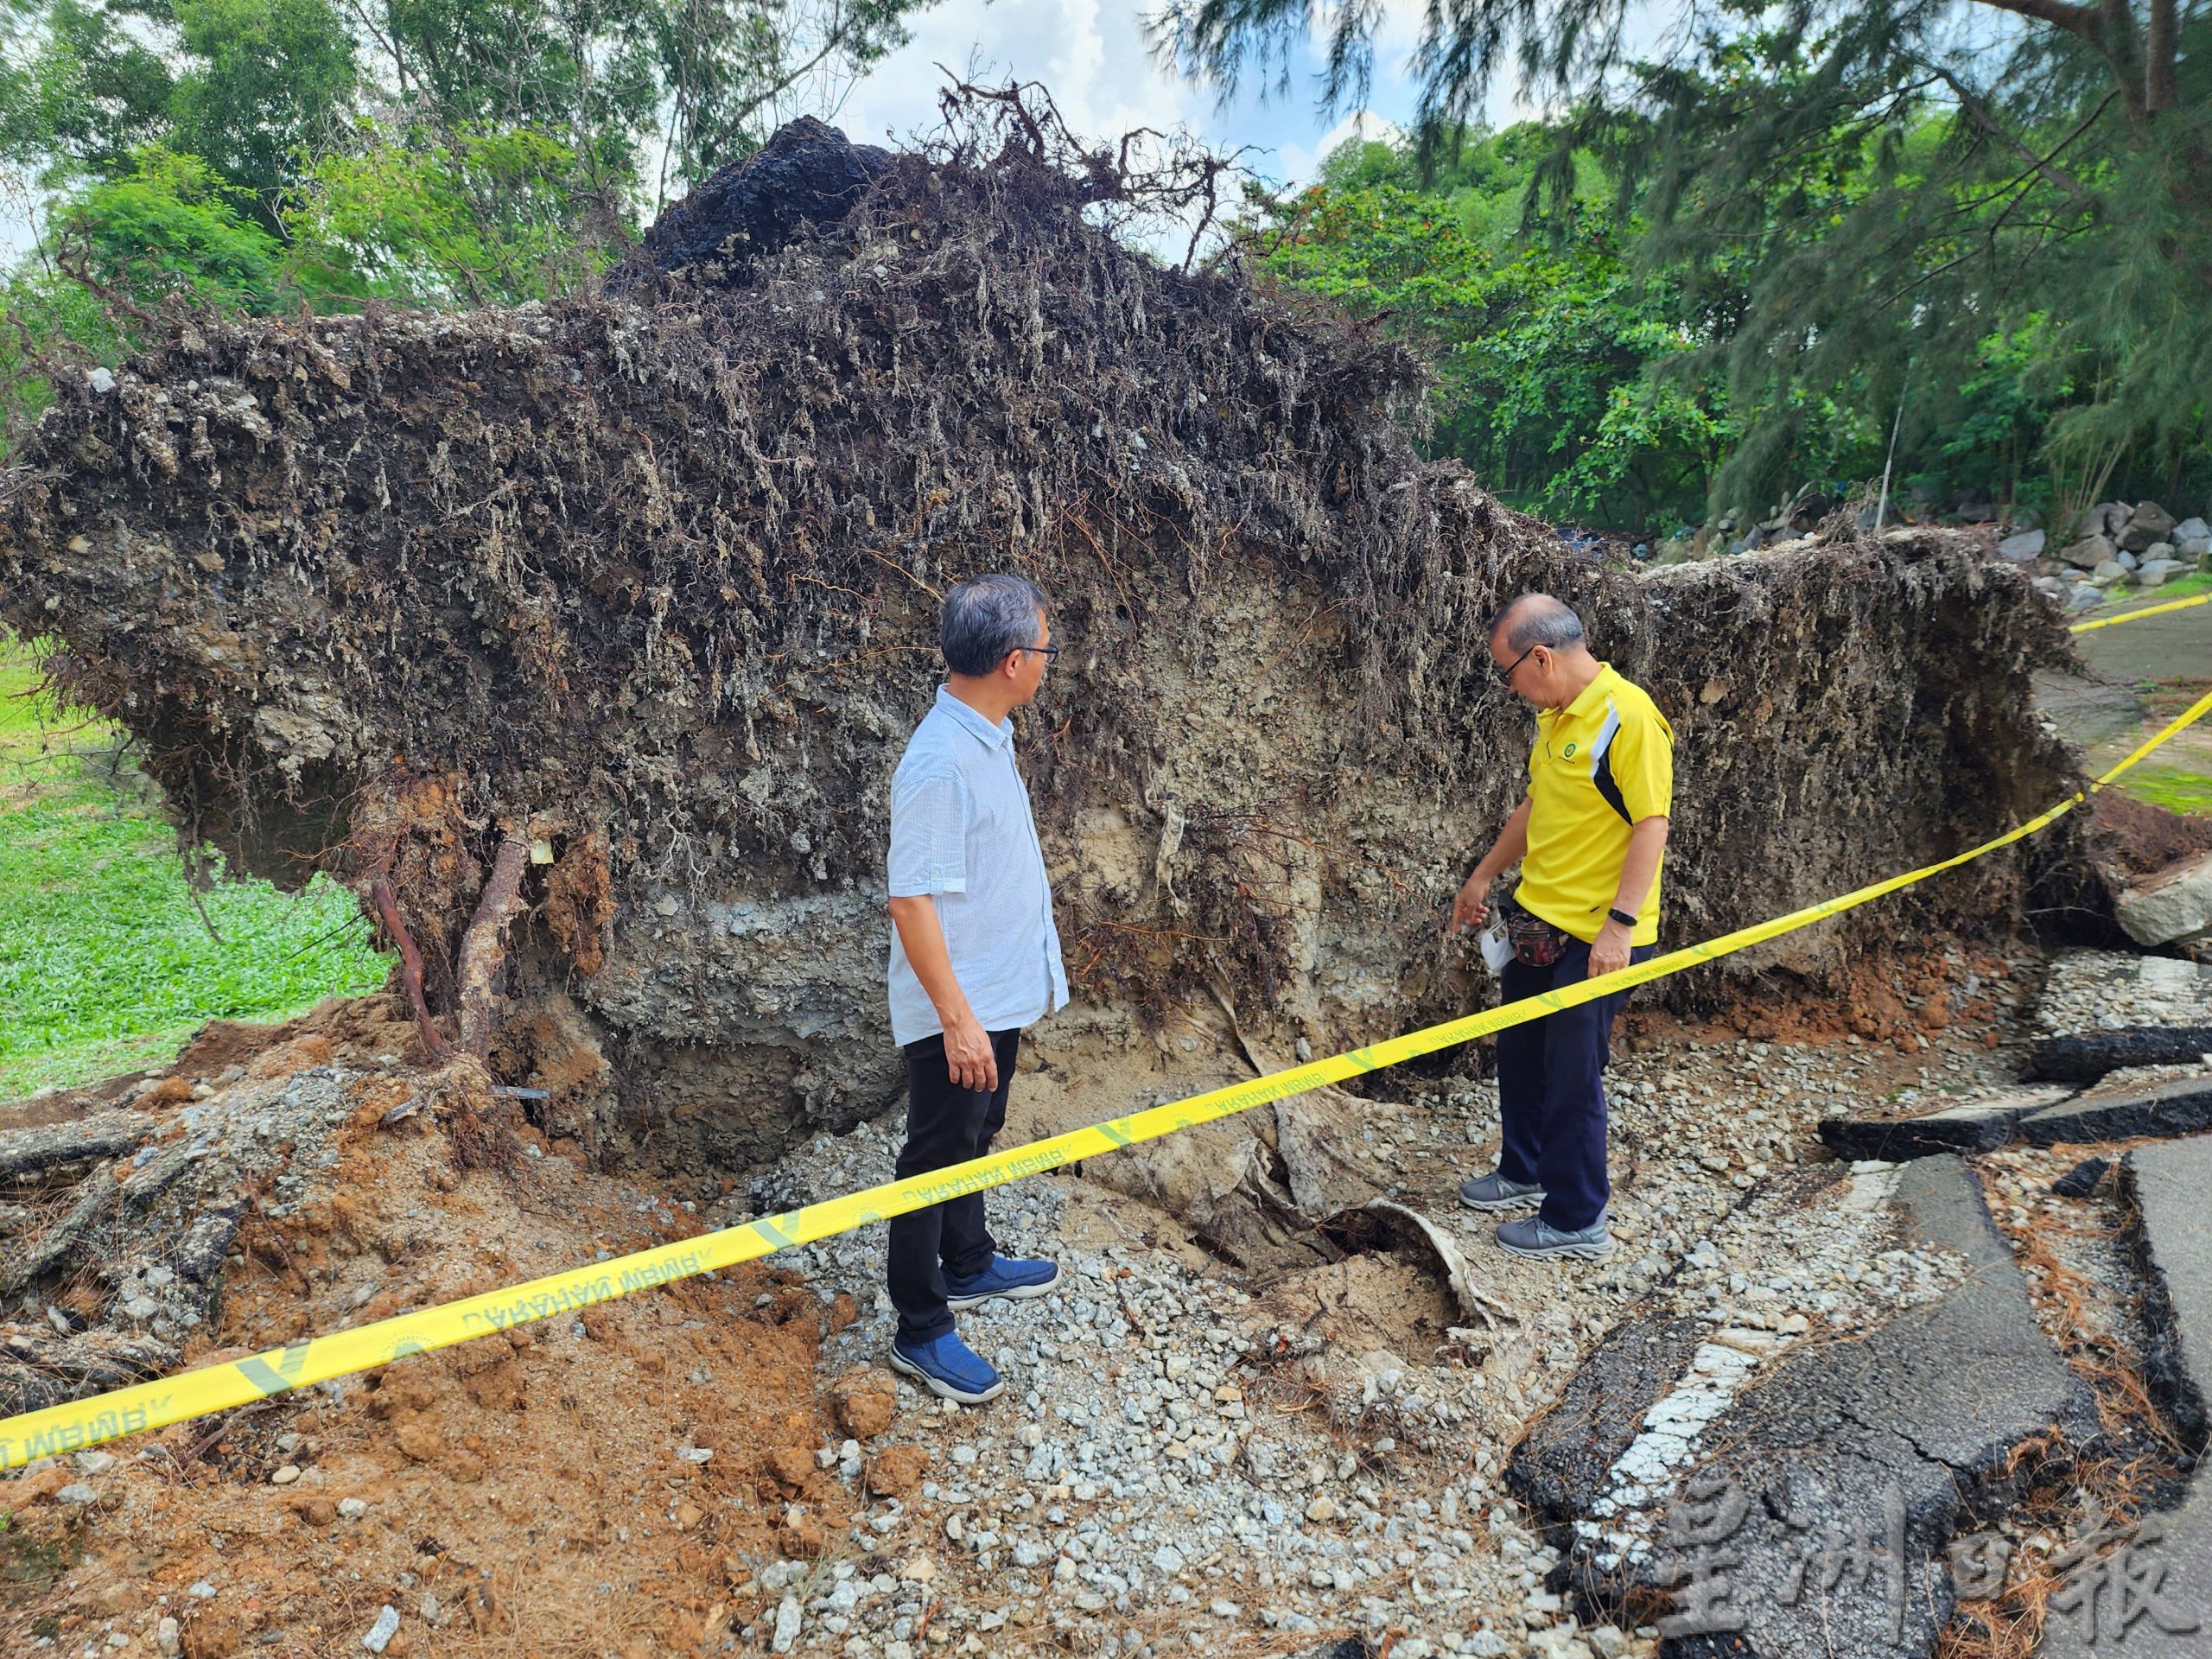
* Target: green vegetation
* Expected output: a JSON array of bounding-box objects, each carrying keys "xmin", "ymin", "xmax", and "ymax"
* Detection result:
[
  {"xmin": 1256, "ymin": 138, "xmax": 1747, "ymax": 531},
  {"xmin": 1194, "ymin": 1, "xmax": 2212, "ymax": 537},
  {"xmin": 2116, "ymin": 765, "xmax": 2212, "ymax": 818},
  {"xmin": 0, "ymin": 638, "xmax": 385, "ymax": 1097},
  {"xmin": 2092, "ymin": 570, "xmax": 2212, "ymax": 614},
  {"xmin": 0, "ymin": 0, "xmax": 938, "ymax": 431}
]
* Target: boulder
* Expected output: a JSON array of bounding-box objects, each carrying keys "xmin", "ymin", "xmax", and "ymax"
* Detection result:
[
  {"xmin": 2089, "ymin": 558, "xmax": 2132, "ymax": 586},
  {"xmin": 2140, "ymin": 558, "xmax": 2187, "ymax": 587},
  {"xmin": 2116, "ymin": 849, "xmax": 2212, "ymax": 945},
  {"xmin": 1996, "ymin": 527, "xmax": 2046, "ymax": 563},
  {"xmin": 2031, "ymin": 575, "xmax": 2066, "ymax": 601},
  {"xmin": 2121, "ymin": 499, "xmax": 2178, "ymax": 552},
  {"xmin": 2174, "ymin": 516, "xmax": 2211, "ymax": 558},
  {"xmin": 2059, "ymin": 531, "xmax": 2119, "ymax": 569},
  {"xmin": 2069, "ymin": 583, "xmax": 2102, "ymax": 611},
  {"xmin": 2082, "ymin": 501, "xmax": 2131, "ymax": 539}
]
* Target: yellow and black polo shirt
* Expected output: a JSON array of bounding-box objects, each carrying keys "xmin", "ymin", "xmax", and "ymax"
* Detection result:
[{"xmin": 1516, "ymin": 664, "xmax": 1675, "ymax": 945}]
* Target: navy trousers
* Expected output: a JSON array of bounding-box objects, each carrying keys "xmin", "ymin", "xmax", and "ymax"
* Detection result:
[
  {"xmin": 887, "ymin": 1027, "xmax": 1020, "ymax": 1345},
  {"xmin": 1495, "ymin": 939, "xmax": 1653, "ymax": 1232}
]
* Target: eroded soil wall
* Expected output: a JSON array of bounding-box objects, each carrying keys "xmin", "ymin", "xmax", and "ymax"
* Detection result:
[{"xmin": 0, "ymin": 127, "xmax": 2085, "ymax": 1173}]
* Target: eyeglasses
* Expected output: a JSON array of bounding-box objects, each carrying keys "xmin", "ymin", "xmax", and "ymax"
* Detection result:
[
  {"xmin": 1020, "ymin": 643, "xmax": 1062, "ymax": 662},
  {"xmin": 1494, "ymin": 644, "xmax": 1538, "ymax": 687}
]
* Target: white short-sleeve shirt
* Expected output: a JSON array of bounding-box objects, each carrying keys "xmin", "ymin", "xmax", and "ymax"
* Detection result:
[{"xmin": 886, "ymin": 686, "xmax": 1069, "ymax": 1046}]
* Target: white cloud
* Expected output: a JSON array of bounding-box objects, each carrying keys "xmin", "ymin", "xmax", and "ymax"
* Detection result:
[
  {"xmin": 1270, "ymin": 107, "xmax": 1403, "ymax": 189},
  {"xmin": 833, "ymin": 0, "xmax": 1210, "ymax": 153}
]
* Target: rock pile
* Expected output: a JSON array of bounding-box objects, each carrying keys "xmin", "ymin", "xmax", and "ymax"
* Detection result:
[{"xmin": 2009, "ymin": 499, "xmax": 2212, "ymax": 611}]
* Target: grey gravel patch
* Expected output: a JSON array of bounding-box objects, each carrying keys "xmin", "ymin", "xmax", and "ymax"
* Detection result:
[{"xmin": 2034, "ymin": 950, "xmax": 2212, "ymax": 1037}]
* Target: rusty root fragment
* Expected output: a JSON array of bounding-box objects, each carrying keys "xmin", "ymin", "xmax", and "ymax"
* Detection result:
[
  {"xmin": 367, "ymin": 874, "xmax": 453, "ymax": 1064},
  {"xmin": 457, "ymin": 837, "xmax": 531, "ymax": 1058}
]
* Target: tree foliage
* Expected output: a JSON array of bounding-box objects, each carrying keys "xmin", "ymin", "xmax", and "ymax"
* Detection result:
[
  {"xmin": 1174, "ymin": 0, "xmax": 2212, "ymax": 522},
  {"xmin": 0, "ymin": 0, "xmax": 931, "ymax": 321}
]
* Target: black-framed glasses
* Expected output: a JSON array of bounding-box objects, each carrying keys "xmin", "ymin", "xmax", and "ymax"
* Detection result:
[
  {"xmin": 1494, "ymin": 644, "xmax": 1537, "ymax": 686},
  {"xmin": 1020, "ymin": 643, "xmax": 1063, "ymax": 662}
]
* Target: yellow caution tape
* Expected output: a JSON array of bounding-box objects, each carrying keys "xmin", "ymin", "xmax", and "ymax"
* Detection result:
[
  {"xmin": 5, "ymin": 687, "xmax": 2212, "ymax": 1471},
  {"xmin": 2070, "ymin": 591, "xmax": 2212, "ymax": 632}
]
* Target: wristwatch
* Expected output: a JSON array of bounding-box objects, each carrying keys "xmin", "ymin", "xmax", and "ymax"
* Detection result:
[{"xmin": 1606, "ymin": 907, "xmax": 1637, "ymax": 929}]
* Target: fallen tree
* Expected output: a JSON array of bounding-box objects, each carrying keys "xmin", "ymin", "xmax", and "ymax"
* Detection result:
[{"xmin": 1, "ymin": 96, "xmax": 2094, "ymax": 1192}]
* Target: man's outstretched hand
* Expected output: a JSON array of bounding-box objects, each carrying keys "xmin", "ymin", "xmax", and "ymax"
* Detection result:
[{"xmin": 1449, "ymin": 875, "xmax": 1491, "ymax": 936}]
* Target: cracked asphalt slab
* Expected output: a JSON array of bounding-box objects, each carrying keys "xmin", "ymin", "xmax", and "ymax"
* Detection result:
[
  {"xmin": 2018, "ymin": 1077, "xmax": 2212, "ymax": 1147},
  {"xmin": 2034, "ymin": 1135, "xmax": 2212, "ymax": 1658},
  {"xmin": 1818, "ymin": 1085, "xmax": 2076, "ymax": 1162},
  {"xmin": 1514, "ymin": 1158, "xmax": 2081, "ymax": 1658},
  {"xmin": 2031, "ymin": 1027, "xmax": 2212, "ymax": 1084}
]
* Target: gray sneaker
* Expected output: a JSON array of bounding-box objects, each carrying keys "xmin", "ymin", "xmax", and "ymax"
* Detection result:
[
  {"xmin": 1495, "ymin": 1213, "xmax": 1614, "ymax": 1260},
  {"xmin": 1459, "ymin": 1170, "xmax": 1547, "ymax": 1211}
]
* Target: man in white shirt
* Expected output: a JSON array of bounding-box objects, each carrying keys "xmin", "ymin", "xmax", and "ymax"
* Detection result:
[{"xmin": 883, "ymin": 574, "xmax": 1068, "ymax": 1403}]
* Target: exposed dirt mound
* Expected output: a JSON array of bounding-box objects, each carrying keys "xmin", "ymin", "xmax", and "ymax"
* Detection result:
[
  {"xmin": 0, "ymin": 1009, "xmax": 856, "ymax": 1657},
  {"xmin": 0, "ymin": 102, "xmax": 2092, "ymax": 1179}
]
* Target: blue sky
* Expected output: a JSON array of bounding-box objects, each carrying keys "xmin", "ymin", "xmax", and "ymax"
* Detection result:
[
  {"xmin": 0, "ymin": 0, "xmax": 1670, "ymax": 260},
  {"xmin": 832, "ymin": 0, "xmax": 1688, "ymax": 193},
  {"xmin": 835, "ymin": 0, "xmax": 1466, "ymax": 192}
]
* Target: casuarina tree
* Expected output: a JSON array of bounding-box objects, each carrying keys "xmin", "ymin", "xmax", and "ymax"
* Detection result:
[{"xmin": 1160, "ymin": 0, "xmax": 2212, "ymax": 518}]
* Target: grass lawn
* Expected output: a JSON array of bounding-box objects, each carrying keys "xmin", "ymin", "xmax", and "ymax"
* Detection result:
[
  {"xmin": 0, "ymin": 636, "xmax": 387, "ymax": 1098},
  {"xmin": 2117, "ymin": 763, "xmax": 2212, "ymax": 817}
]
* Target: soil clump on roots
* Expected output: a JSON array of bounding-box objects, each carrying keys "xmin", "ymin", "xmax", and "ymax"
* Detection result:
[{"xmin": 1, "ymin": 92, "xmax": 2101, "ymax": 1198}]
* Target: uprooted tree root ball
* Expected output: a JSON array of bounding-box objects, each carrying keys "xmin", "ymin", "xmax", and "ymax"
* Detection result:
[{"xmin": 1, "ymin": 95, "xmax": 2100, "ymax": 1183}]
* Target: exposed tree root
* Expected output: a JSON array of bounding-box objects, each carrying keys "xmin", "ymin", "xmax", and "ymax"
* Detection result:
[
  {"xmin": 457, "ymin": 836, "xmax": 531, "ymax": 1058},
  {"xmin": 368, "ymin": 874, "xmax": 453, "ymax": 1064}
]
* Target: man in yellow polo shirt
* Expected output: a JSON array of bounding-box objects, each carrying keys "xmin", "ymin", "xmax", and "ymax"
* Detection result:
[{"xmin": 1447, "ymin": 594, "xmax": 1673, "ymax": 1261}]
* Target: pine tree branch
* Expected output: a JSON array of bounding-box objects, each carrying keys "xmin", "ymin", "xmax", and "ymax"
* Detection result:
[
  {"xmin": 1968, "ymin": 0, "xmax": 2103, "ymax": 40},
  {"xmin": 1931, "ymin": 67, "xmax": 2104, "ymax": 208},
  {"xmin": 2096, "ymin": 0, "xmax": 2150, "ymax": 124}
]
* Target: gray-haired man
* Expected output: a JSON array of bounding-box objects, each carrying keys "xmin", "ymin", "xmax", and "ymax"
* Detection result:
[{"xmin": 882, "ymin": 573, "xmax": 1066, "ymax": 1403}]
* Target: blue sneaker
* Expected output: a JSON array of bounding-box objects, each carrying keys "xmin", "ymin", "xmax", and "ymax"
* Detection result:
[
  {"xmin": 943, "ymin": 1254, "xmax": 1061, "ymax": 1310},
  {"xmin": 888, "ymin": 1331, "xmax": 1004, "ymax": 1404}
]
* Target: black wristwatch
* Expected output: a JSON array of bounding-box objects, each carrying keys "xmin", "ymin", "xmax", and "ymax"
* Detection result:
[{"xmin": 1606, "ymin": 907, "xmax": 1637, "ymax": 929}]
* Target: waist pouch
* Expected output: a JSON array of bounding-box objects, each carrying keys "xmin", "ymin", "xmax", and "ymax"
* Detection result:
[{"xmin": 1505, "ymin": 903, "xmax": 1570, "ymax": 969}]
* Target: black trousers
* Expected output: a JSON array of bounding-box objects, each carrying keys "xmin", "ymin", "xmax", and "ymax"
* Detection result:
[
  {"xmin": 887, "ymin": 1027, "xmax": 1021, "ymax": 1345},
  {"xmin": 1496, "ymin": 939, "xmax": 1653, "ymax": 1232}
]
